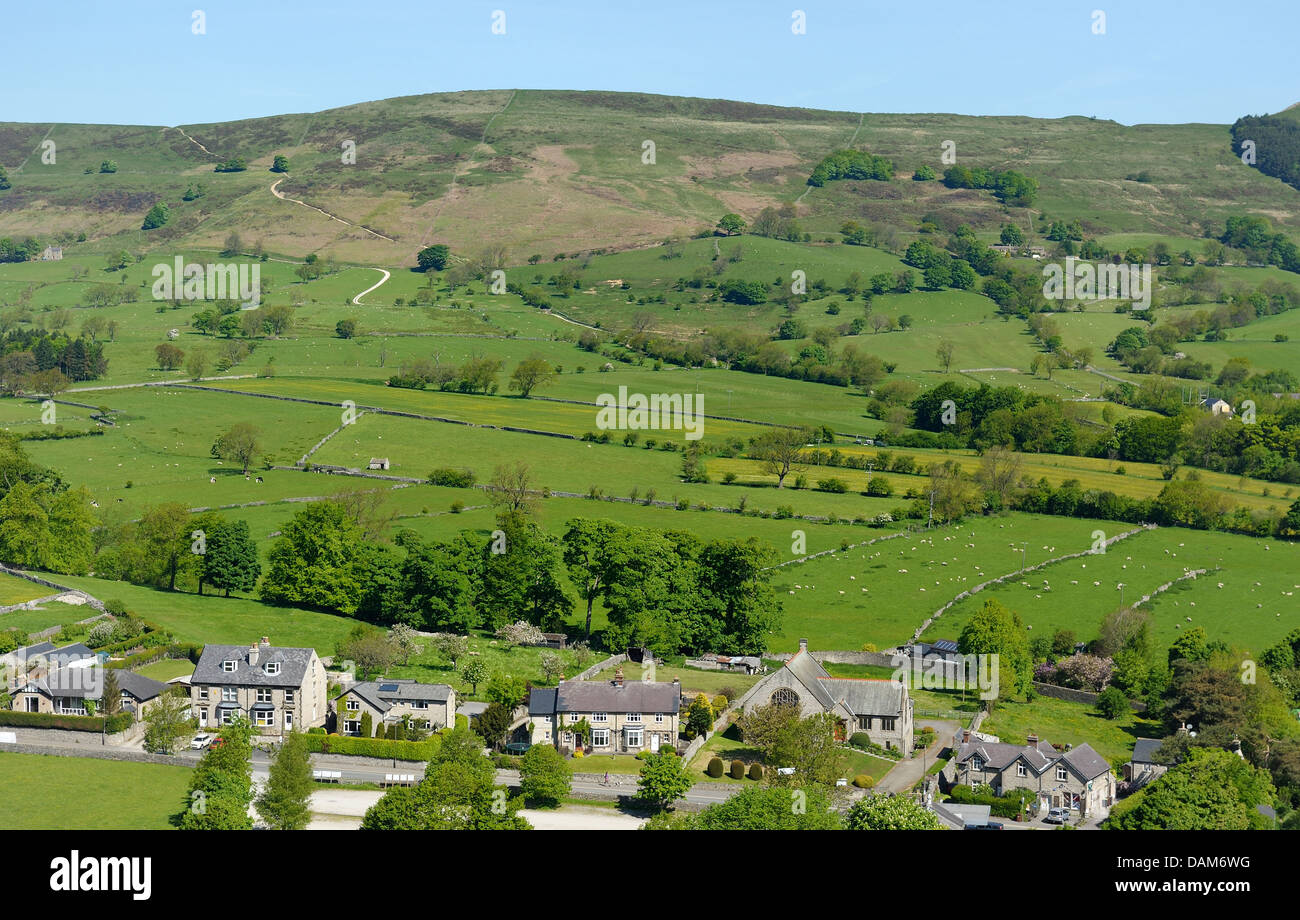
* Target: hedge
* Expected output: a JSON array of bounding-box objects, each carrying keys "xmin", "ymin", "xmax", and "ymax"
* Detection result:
[
  {"xmin": 945, "ymin": 784, "xmax": 1033, "ymax": 819},
  {"xmin": 304, "ymin": 733, "xmax": 440, "ymax": 762},
  {"xmin": 0, "ymin": 710, "xmax": 134, "ymax": 733},
  {"xmin": 107, "ymin": 642, "xmax": 202, "ymax": 671}
]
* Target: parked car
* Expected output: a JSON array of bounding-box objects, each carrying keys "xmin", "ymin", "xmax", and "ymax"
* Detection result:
[
  {"xmin": 1044, "ymin": 807, "xmax": 1070, "ymax": 824},
  {"xmin": 190, "ymin": 734, "xmax": 212, "ymax": 750}
]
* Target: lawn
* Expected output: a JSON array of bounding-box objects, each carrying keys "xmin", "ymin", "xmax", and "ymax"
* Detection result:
[
  {"xmin": 0, "ymin": 602, "xmax": 96, "ymax": 636},
  {"xmin": 685, "ymin": 722, "xmax": 897, "ymax": 785},
  {"xmin": 591, "ymin": 661, "xmax": 760, "ymax": 699},
  {"xmin": 0, "ymin": 573, "xmax": 58, "ymax": 606},
  {"xmin": 384, "ymin": 634, "xmax": 590, "ymax": 700},
  {"xmin": 0, "ymin": 753, "xmax": 192, "ymax": 829},
  {"xmin": 979, "ymin": 695, "xmax": 1164, "ymax": 767},
  {"xmin": 569, "ymin": 754, "xmax": 647, "ymax": 775},
  {"xmin": 134, "ymin": 658, "xmax": 196, "ymax": 681}
]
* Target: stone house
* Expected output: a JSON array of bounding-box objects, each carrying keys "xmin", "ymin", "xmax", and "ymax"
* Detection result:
[
  {"xmin": 10, "ymin": 667, "xmax": 168, "ymax": 718},
  {"xmin": 1125, "ymin": 738, "xmax": 1174, "ymax": 784},
  {"xmin": 528, "ymin": 673, "xmax": 681, "ymax": 754},
  {"xmin": 1, "ymin": 641, "xmax": 95, "ymax": 692},
  {"xmin": 367, "ymin": 457, "xmax": 390, "ymax": 470},
  {"xmin": 742, "ymin": 640, "xmax": 914, "ymax": 753},
  {"xmin": 333, "ymin": 679, "xmax": 456, "ymax": 735},
  {"xmin": 944, "ymin": 731, "xmax": 1116, "ymax": 818},
  {"xmin": 190, "ymin": 637, "xmax": 327, "ymax": 736}
]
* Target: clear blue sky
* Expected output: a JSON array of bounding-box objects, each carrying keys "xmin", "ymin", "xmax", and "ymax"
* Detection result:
[{"xmin": 7, "ymin": 0, "xmax": 1297, "ymax": 127}]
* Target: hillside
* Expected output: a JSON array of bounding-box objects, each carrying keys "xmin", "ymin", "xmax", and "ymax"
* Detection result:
[{"xmin": 3, "ymin": 90, "xmax": 1300, "ymax": 266}]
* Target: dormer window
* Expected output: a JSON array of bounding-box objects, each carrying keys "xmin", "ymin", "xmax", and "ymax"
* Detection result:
[
  {"xmin": 265, "ymin": 662, "xmax": 280, "ymax": 676},
  {"xmin": 222, "ymin": 659, "xmax": 236, "ymax": 673}
]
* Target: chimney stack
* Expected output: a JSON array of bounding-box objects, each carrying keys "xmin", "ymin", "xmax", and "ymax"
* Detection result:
[
  {"xmin": 260, "ymin": 636, "xmax": 270, "ymax": 648},
  {"xmin": 962, "ymin": 730, "xmax": 970, "ymax": 743},
  {"xmin": 248, "ymin": 642, "xmax": 259, "ymax": 667},
  {"xmin": 1027, "ymin": 733, "xmax": 1038, "ymax": 746},
  {"xmin": 798, "ymin": 638, "xmax": 808, "ymax": 653},
  {"xmin": 612, "ymin": 666, "xmax": 624, "ymax": 688}
]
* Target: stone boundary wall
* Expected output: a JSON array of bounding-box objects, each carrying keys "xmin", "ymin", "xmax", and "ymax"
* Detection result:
[
  {"xmin": 1032, "ymin": 681, "xmax": 1147, "ymax": 711},
  {"xmin": 909, "ymin": 524, "xmax": 1157, "ymax": 642},
  {"xmin": 767, "ymin": 649, "xmax": 901, "ymax": 667},
  {"xmin": 1131, "ymin": 568, "xmax": 1209, "ymax": 608},
  {"xmin": 571, "ymin": 653, "xmax": 626, "ymax": 682},
  {"xmin": 0, "ymin": 565, "xmax": 107, "ymax": 613}
]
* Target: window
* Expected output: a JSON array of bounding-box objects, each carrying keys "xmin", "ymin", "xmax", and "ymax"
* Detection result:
[
  {"xmin": 198, "ymin": 687, "xmax": 209, "ymax": 701},
  {"xmin": 1056, "ymin": 766, "xmax": 1068, "ymax": 782},
  {"xmin": 346, "ymin": 699, "xmax": 359, "ymax": 712},
  {"xmin": 264, "ymin": 662, "xmax": 280, "ymax": 676},
  {"xmin": 221, "ymin": 687, "xmax": 237, "ymax": 702},
  {"xmin": 592, "ymin": 712, "xmax": 608, "ymax": 723},
  {"xmin": 220, "ymin": 708, "xmax": 236, "ymax": 725},
  {"xmin": 254, "ymin": 709, "xmax": 274, "ymax": 727},
  {"xmin": 1017, "ymin": 763, "xmax": 1027, "ymax": 777},
  {"xmin": 256, "ymin": 688, "xmax": 272, "ymax": 703},
  {"xmin": 344, "ymin": 720, "xmax": 360, "ymax": 735},
  {"xmin": 625, "ymin": 712, "xmax": 641, "ymax": 723},
  {"xmin": 971, "ymin": 757, "xmax": 983, "ymax": 772},
  {"xmin": 284, "ymin": 690, "xmax": 295, "ymax": 704},
  {"xmin": 626, "ymin": 728, "xmax": 643, "ymax": 747},
  {"xmin": 591, "ymin": 728, "xmax": 610, "ymax": 747},
  {"xmin": 413, "ymin": 700, "xmax": 428, "ymax": 710},
  {"xmin": 222, "ymin": 659, "xmax": 237, "ymax": 673},
  {"xmin": 655, "ymin": 712, "xmax": 664, "ymax": 723},
  {"xmin": 858, "ymin": 716, "xmax": 873, "ymax": 732},
  {"xmin": 881, "ymin": 717, "xmax": 896, "ymax": 732},
  {"xmin": 771, "ymin": 688, "xmax": 799, "ymax": 708},
  {"xmin": 568, "ymin": 712, "xmax": 583, "ymax": 723}
]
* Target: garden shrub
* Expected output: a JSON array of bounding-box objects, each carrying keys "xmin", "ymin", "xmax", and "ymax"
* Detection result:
[
  {"xmin": 748, "ymin": 763, "xmax": 763, "ymax": 781},
  {"xmin": 853, "ymin": 774, "xmax": 875, "ymax": 788},
  {"xmin": 729, "ymin": 760, "xmax": 745, "ymax": 779},
  {"xmin": 706, "ymin": 756, "xmax": 724, "ymax": 778}
]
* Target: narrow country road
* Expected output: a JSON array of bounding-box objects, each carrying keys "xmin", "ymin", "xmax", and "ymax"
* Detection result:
[{"xmin": 874, "ymin": 719, "xmax": 959, "ymax": 794}]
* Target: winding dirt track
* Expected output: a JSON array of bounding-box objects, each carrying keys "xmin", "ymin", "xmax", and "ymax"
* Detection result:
[
  {"xmin": 270, "ymin": 178, "xmax": 396, "ymax": 242},
  {"xmin": 351, "ymin": 268, "xmax": 391, "ymax": 304}
]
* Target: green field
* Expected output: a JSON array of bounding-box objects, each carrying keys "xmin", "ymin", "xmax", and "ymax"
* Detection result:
[{"xmin": 0, "ymin": 753, "xmax": 191, "ymax": 830}]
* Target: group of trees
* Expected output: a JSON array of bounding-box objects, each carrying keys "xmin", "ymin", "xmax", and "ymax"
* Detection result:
[
  {"xmin": 0, "ymin": 329, "xmax": 109, "ymax": 389},
  {"xmin": 0, "ymin": 435, "xmax": 94, "ymax": 575},
  {"xmin": 942, "ymin": 165, "xmax": 1038, "ymax": 206},
  {"xmin": 387, "ymin": 354, "xmax": 503, "ymax": 393},
  {"xmin": 807, "ymin": 149, "xmax": 895, "ymax": 186}
]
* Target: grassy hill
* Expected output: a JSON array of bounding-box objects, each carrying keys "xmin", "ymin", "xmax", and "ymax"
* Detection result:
[{"xmin": 4, "ymin": 90, "xmax": 1300, "ymax": 266}]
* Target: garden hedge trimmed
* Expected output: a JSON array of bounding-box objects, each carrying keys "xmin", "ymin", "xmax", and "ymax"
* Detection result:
[
  {"xmin": 304, "ymin": 733, "xmax": 439, "ymax": 762},
  {"xmin": 0, "ymin": 710, "xmax": 133, "ymax": 733}
]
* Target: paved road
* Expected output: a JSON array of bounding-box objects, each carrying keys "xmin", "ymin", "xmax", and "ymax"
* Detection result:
[{"xmin": 874, "ymin": 720, "xmax": 959, "ymax": 794}]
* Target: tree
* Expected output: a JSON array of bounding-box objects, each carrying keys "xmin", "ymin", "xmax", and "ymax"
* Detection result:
[
  {"xmin": 138, "ymin": 502, "xmax": 194, "ymax": 591},
  {"xmin": 508, "ymin": 356, "xmax": 554, "ymax": 397},
  {"xmin": 562, "ymin": 518, "xmax": 619, "ymax": 638},
  {"xmin": 361, "ymin": 725, "xmax": 529, "ymax": 830},
  {"xmin": 495, "ymin": 620, "xmax": 545, "ymax": 649},
  {"xmin": 337, "ymin": 625, "xmax": 399, "ymax": 679},
  {"xmin": 100, "ymin": 667, "xmax": 121, "ymax": 716},
  {"xmin": 211, "ymin": 422, "xmax": 261, "ymax": 474},
  {"xmin": 518, "ymin": 743, "xmax": 572, "ymax": 806},
  {"xmin": 936, "ymin": 339, "xmax": 955, "ymax": 373},
  {"xmin": 221, "ymin": 231, "xmax": 243, "ymax": 257},
  {"xmin": 752, "ymin": 427, "xmax": 812, "ymax": 488},
  {"xmin": 486, "ymin": 461, "xmax": 536, "ymax": 517},
  {"xmin": 389, "ymin": 623, "xmax": 423, "ymax": 664},
  {"xmin": 958, "ymin": 598, "xmax": 1033, "ymax": 700},
  {"xmin": 846, "ymin": 794, "xmax": 945, "ymax": 830},
  {"xmin": 656, "ymin": 785, "xmax": 842, "ymax": 830},
  {"xmin": 1104, "ymin": 747, "xmax": 1275, "ymax": 830},
  {"xmin": 716, "ymin": 213, "xmax": 746, "ymax": 236},
  {"xmin": 270, "ymin": 155, "xmax": 289, "ymax": 173},
  {"xmin": 144, "ymin": 687, "xmax": 193, "ymax": 754},
  {"xmin": 197, "ymin": 517, "xmax": 261, "ymax": 596},
  {"xmin": 255, "ymin": 731, "xmax": 313, "ymax": 829},
  {"xmin": 259, "ymin": 501, "xmax": 388, "ymax": 615},
  {"xmin": 686, "ymin": 693, "xmax": 714, "ymax": 737},
  {"xmin": 462, "ymin": 658, "xmax": 488, "ymax": 695},
  {"xmin": 417, "ymin": 245, "xmax": 451, "ymax": 272},
  {"xmin": 141, "ymin": 202, "xmax": 170, "ymax": 230},
  {"xmin": 430, "ymin": 633, "xmax": 469, "ymax": 669},
  {"xmin": 185, "ymin": 349, "xmax": 209, "ymax": 380},
  {"xmin": 178, "ymin": 716, "xmax": 254, "ymax": 830},
  {"xmin": 476, "ymin": 702, "xmax": 511, "ymax": 749},
  {"xmin": 335, "ymin": 318, "xmax": 357, "ymax": 339},
  {"xmin": 1096, "ymin": 686, "xmax": 1129, "ymax": 720},
  {"xmin": 636, "ymin": 751, "xmax": 691, "ymax": 812},
  {"xmin": 154, "ymin": 342, "xmax": 185, "ymax": 370}
]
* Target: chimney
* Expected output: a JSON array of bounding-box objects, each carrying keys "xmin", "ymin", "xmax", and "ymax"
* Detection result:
[
  {"xmin": 248, "ymin": 642, "xmax": 259, "ymax": 667},
  {"xmin": 612, "ymin": 666, "xmax": 624, "ymax": 688},
  {"xmin": 260, "ymin": 637, "xmax": 270, "ymax": 648},
  {"xmin": 798, "ymin": 638, "xmax": 808, "ymax": 653},
  {"xmin": 1027, "ymin": 733, "xmax": 1038, "ymax": 746},
  {"xmin": 962, "ymin": 730, "xmax": 970, "ymax": 743}
]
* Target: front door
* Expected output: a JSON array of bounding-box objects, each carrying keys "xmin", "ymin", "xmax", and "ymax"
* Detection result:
[
  {"xmin": 650, "ymin": 733, "xmax": 660, "ymax": 753},
  {"xmin": 26, "ymin": 697, "xmax": 39, "ymax": 712}
]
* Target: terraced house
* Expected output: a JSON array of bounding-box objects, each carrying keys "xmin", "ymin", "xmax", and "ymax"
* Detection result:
[
  {"xmin": 333, "ymin": 679, "xmax": 456, "ymax": 735},
  {"xmin": 190, "ymin": 637, "xmax": 327, "ymax": 736},
  {"xmin": 529, "ymin": 673, "xmax": 681, "ymax": 754}
]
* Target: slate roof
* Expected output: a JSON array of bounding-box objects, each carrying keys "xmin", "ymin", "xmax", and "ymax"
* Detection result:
[
  {"xmin": 343, "ymin": 679, "xmax": 453, "ymax": 715},
  {"xmin": 818, "ymin": 678, "xmax": 907, "ymax": 717},
  {"xmin": 31, "ymin": 667, "xmax": 168, "ymax": 702},
  {"xmin": 953, "ymin": 738, "xmax": 1112, "ymax": 781},
  {"xmin": 552, "ymin": 679, "xmax": 681, "ymax": 714},
  {"xmin": 783, "ymin": 649, "xmax": 838, "ymax": 709},
  {"xmin": 192, "ymin": 641, "xmax": 316, "ymax": 688},
  {"xmin": 1131, "ymin": 738, "xmax": 1173, "ymax": 766},
  {"xmin": 529, "ymin": 687, "xmax": 558, "ymax": 717}
]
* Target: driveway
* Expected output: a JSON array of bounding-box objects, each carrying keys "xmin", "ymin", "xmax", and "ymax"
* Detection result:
[{"xmin": 874, "ymin": 719, "xmax": 959, "ymax": 794}]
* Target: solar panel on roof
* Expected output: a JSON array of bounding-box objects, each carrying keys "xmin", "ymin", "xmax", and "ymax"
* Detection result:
[{"xmin": 379, "ymin": 683, "xmax": 399, "ymax": 692}]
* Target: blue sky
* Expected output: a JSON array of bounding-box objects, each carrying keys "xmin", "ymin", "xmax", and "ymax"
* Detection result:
[{"xmin": 6, "ymin": 0, "xmax": 1297, "ymax": 126}]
